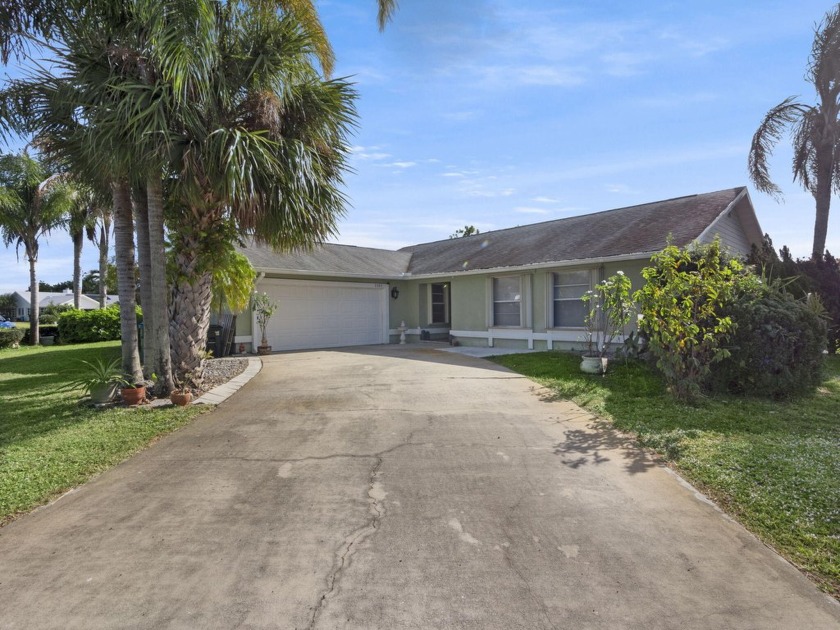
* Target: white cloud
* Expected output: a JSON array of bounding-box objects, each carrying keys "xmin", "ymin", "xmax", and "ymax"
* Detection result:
[
  {"xmin": 605, "ymin": 183, "xmax": 641, "ymax": 194},
  {"xmin": 387, "ymin": 161, "xmax": 417, "ymax": 169},
  {"xmin": 513, "ymin": 206, "xmax": 550, "ymax": 214},
  {"xmin": 531, "ymin": 196, "xmax": 562, "ymax": 203}
]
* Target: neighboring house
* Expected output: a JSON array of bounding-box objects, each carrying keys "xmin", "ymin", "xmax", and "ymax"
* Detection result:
[
  {"xmin": 236, "ymin": 187, "xmax": 763, "ymax": 353},
  {"xmin": 12, "ymin": 289, "xmax": 102, "ymax": 321}
]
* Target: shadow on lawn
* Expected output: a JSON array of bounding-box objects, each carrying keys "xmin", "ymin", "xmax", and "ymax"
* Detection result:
[
  {"xmin": 495, "ymin": 351, "xmax": 840, "ymax": 457},
  {"xmin": 0, "ymin": 343, "xmax": 121, "ymax": 446}
]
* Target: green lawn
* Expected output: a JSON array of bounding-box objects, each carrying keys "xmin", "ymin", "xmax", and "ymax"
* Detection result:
[
  {"xmin": 493, "ymin": 351, "xmax": 840, "ymax": 598},
  {"xmin": 0, "ymin": 341, "xmax": 206, "ymax": 525}
]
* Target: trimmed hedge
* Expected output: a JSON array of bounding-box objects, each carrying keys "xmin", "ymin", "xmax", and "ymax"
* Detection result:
[
  {"xmin": 58, "ymin": 305, "xmax": 125, "ymax": 343},
  {"xmin": 0, "ymin": 327, "xmax": 24, "ymax": 348}
]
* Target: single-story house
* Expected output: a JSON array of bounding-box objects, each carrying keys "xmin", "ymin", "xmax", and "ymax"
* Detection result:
[
  {"xmin": 12, "ymin": 289, "xmax": 103, "ymax": 321},
  {"xmin": 235, "ymin": 186, "xmax": 764, "ymax": 353}
]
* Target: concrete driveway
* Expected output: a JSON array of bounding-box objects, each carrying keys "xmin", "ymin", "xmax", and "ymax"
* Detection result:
[{"xmin": 0, "ymin": 345, "xmax": 837, "ymax": 629}]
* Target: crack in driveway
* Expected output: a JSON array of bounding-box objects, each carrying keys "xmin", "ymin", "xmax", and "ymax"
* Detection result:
[
  {"xmin": 306, "ymin": 432, "xmax": 418, "ymax": 630},
  {"xmin": 306, "ymin": 455, "xmax": 386, "ymax": 630}
]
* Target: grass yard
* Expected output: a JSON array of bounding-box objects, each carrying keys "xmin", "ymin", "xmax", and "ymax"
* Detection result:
[
  {"xmin": 0, "ymin": 341, "xmax": 206, "ymax": 525},
  {"xmin": 493, "ymin": 352, "xmax": 840, "ymax": 598}
]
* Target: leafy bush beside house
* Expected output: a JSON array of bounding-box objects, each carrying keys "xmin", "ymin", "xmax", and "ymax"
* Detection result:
[
  {"xmin": 635, "ymin": 239, "xmax": 741, "ymax": 402},
  {"xmin": 636, "ymin": 239, "xmax": 827, "ymax": 402},
  {"xmin": 710, "ymin": 278, "xmax": 827, "ymax": 397}
]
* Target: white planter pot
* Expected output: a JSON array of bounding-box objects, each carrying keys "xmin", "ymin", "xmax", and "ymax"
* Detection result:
[{"xmin": 580, "ymin": 355, "xmax": 608, "ymax": 374}]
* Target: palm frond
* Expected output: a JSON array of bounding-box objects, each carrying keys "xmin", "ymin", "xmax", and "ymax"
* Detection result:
[
  {"xmin": 377, "ymin": 0, "xmax": 398, "ymax": 31},
  {"xmin": 748, "ymin": 97, "xmax": 811, "ymax": 198}
]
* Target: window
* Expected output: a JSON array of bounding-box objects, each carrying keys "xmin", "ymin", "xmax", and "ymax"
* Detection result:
[
  {"xmin": 493, "ymin": 276, "xmax": 522, "ymax": 327},
  {"xmin": 552, "ymin": 271, "xmax": 590, "ymax": 328},
  {"xmin": 430, "ymin": 283, "xmax": 448, "ymax": 324}
]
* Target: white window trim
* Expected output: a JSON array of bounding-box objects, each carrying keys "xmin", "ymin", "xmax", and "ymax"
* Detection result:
[
  {"xmin": 547, "ymin": 269, "xmax": 596, "ymax": 330},
  {"xmin": 428, "ymin": 283, "xmax": 450, "ymax": 325},
  {"xmin": 488, "ymin": 274, "xmax": 531, "ymax": 329}
]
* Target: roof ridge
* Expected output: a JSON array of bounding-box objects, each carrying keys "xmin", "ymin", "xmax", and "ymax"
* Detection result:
[{"xmin": 399, "ymin": 187, "xmax": 744, "ymax": 250}]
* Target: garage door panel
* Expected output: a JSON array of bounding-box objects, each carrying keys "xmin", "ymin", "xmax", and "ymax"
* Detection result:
[{"xmin": 260, "ymin": 280, "xmax": 388, "ymax": 351}]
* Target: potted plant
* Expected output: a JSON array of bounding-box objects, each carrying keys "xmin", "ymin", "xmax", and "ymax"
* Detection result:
[
  {"xmin": 252, "ymin": 291, "xmax": 278, "ymax": 355},
  {"xmin": 118, "ymin": 377, "xmax": 147, "ymax": 406},
  {"xmin": 580, "ymin": 271, "xmax": 634, "ymax": 374},
  {"xmin": 64, "ymin": 356, "xmax": 125, "ymax": 404},
  {"xmin": 170, "ymin": 372, "xmax": 196, "ymax": 406}
]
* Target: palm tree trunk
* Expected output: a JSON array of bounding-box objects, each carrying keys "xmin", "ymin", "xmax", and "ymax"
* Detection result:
[
  {"xmin": 98, "ymin": 215, "xmax": 111, "ymax": 309},
  {"xmin": 28, "ymin": 256, "xmax": 39, "ymax": 345},
  {"xmin": 72, "ymin": 228, "xmax": 83, "ymax": 309},
  {"xmin": 813, "ymin": 143, "xmax": 832, "ymax": 259},
  {"xmin": 133, "ymin": 186, "xmax": 156, "ymax": 377},
  {"xmin": 811, "ymin": 172, "xmax": 831, "ymax": 261},
  {"xmin": 111, "ymin": 180, "xmax": 143, "ymax": 382},
  {"xmin": 170, "ymin": 230, "xmax": 214, "ymax": 376},
  {"xmin": 145, "ymin": 177, "xmax": 174, "ymax": 392}
]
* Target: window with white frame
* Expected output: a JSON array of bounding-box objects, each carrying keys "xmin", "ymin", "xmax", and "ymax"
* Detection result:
[
  {"xmin": 552, "ymin": 270, "xmax": 591, "ymax": 327},
  {"xmin": 493, "ymin": 276, "xmax": 522, "ymax": 327},
  {"xmin": 430, "ymin": 283, "xmax": 449, "ymax": 324}
]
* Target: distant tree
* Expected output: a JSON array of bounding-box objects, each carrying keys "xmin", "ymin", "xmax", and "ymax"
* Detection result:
[
  {"xmin": 82, "ymin": 264, "xmax": 117, "ymax": 295},
  {"xmin": 449, "ymin": 225, "xmax": 480, "ymax": 239},
  {"xmin": 38, "ymin": 280, "xmax": 72, "ymax": 292},
  {"xmin": 0, "ymin": 152, "xmax": 75, "ymax": 344},
  {"xmin": 0, "ymin": 292, "xmax": 15, "ymax": 319},
  {"xmin": 748, "ymin": 5, "xmax": 840, "ymax": 260}
]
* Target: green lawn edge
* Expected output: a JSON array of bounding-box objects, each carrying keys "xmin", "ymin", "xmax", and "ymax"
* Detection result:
[
  {"xmin": 493, "ymin": 351, "xmax": 840, "ymax": 598},
  {"xmin": 0, "ymin": 341, "xmax": 208, "ymax": 525}
]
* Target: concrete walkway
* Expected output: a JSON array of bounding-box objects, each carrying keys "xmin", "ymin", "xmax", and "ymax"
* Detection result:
[{"xmin": 0, "ymin": 345, "xmax": 837, "ymax": 629}]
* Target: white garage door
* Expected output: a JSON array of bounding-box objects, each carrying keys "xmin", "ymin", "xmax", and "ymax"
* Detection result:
[{"xmin": 258, "ymin": 279, "xmax": 389, "ymax": 351}]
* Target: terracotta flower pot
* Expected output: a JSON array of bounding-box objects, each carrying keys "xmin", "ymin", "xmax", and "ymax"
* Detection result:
[
  {"xmin": 170, "ymin": 391, "xmax": 192, "ymax": 406},
  {"xmin": 120, "ymin": 385, "xmax": 146, "ymax": 406},
  {"xmin": 257, "ymin": 345, "xmax": 272, "ymax": 355}
]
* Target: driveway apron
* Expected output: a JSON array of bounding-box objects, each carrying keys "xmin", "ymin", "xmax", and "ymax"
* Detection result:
[{"xmin": 0, "ymin": 345, "xmax": 838, "ymax": 629}]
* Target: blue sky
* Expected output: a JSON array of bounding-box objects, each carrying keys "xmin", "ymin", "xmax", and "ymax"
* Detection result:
[{"xmin": 2, "ymin": 0, "xmax": 838, "ymax": 294}]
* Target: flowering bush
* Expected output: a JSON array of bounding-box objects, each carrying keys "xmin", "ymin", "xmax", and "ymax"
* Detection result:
[
  {"xmin": 251, "ymin": 291, "xmax": 278, "ymax": 346},
  {"xmin": 581, "ymin": 271, "xmax": 634, "ymax": 358}
]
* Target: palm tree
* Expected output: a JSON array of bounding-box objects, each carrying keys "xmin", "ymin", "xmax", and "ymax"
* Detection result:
[
  {"xmin": 164, "ymin": 3, "xmax": 357, "ymax": 373},
  {"xmin": 0, "ymin": 151, "xmax": 75, "ymax": 344},
  {"xmin": 749, "ymin": 6, "xmax": 840, "ymax": 260}
]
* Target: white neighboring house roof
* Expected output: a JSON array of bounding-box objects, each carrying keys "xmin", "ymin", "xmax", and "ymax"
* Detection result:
[{"xmin": 15, "ymin": 290, "xmax": 102, "ymax": 310}]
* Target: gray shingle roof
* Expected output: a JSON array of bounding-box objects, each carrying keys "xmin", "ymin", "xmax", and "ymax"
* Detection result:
[
  {"xmin": 240, "ymin": 187, "xmax": 750, "ymax": 278},
  {"xmin": 399, "ymin": 187, "xmax": 746, "ymax": 274},
  {"xmin": 240, "ymin": 241, "xmax": 412, "ymax": 277}
]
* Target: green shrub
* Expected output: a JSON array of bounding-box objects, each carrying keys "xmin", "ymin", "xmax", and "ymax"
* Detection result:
[
  {"xmin": 0, "ymin": 327, "xmax": 24, "ymax": 348},
  {"xmin": 710, "ymin": 282, "xmax": 827, "ymax": 397},
  {"xmin": 58, "ymin": 305, "xmax": 127, "ymax": 343},
  {"xmin": 635, "ymin": 239, "xmax": 742, "ymax": 402}
]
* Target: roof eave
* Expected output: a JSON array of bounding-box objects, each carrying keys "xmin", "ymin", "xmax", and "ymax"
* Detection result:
[{"xmin": 253, "ymin": 266, "xmax": 408, "ymax": 281}]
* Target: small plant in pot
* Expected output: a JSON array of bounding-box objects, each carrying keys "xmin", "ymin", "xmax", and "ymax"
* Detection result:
[
  {"xmin": 117, "ymin": 376, "xmax": 147, "ymax": 406},
  {"xmin": 580, "ymin": 271, "xmax": 634, "ymax": 374},
  {"xmin": 252, "ymin": 291, "xmax": 278, "ymax": 355},
  {"xmin": 63, "ymin": 356, "xmax": 124, "ymax": 404},
  {"xmin": 170, "ymin": 372, "xmax": 196, "ymax": 406}
]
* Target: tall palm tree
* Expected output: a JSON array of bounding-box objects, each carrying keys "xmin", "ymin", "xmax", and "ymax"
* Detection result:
[
  {"xmin": 0, "ymin": 151, "xmax": 75, "ymax": 344},
  {"xmin": 749, "ymin": 5, "xmax": 840, "ymax": 260},
  {"xmin": 164, "ymin": 3, "xmax": 357, "ymax": 373}
]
